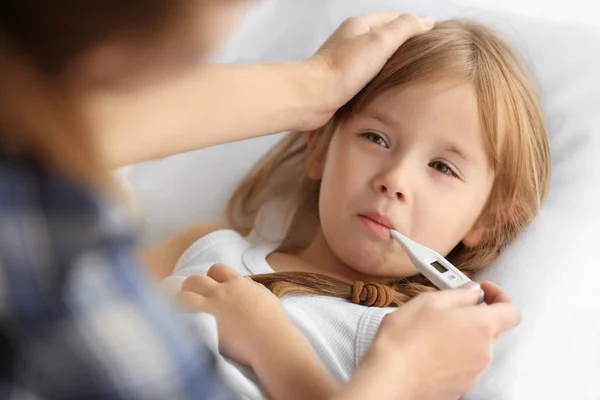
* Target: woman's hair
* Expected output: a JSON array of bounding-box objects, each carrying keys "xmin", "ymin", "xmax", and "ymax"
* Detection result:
[
  {"xmin": 0, "ymin": 0, "xmax": 192, "ymax": 186},
  {"xmin": 227, "ymin": 20, "xmax": 551, "ymax": 307}
]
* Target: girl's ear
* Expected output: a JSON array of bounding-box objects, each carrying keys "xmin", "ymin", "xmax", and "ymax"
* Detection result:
[
  {"xmin": 462, "ymin": 201, "xmax": 533, "ymax": 248},
  {"xmin": 306, "ymin": 130, "xmax": 325, "ymax": 180},
  {"xmin": 462, "ymin": 201, "xmax": 524, "ymax": 248},
  {"xmin": 462, "ymin": 208, "xmax": 496, "ymax": 248},
  {"xmin": 462, "ymin": 221, "xmax": 487, "ymax": 248}
]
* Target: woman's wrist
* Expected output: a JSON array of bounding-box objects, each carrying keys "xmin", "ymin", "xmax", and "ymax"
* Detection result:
[
  {"xmin": 337, "ymin": 342, "xmax": 418, "ymax": 400},
  {"xmin": 291, "ymin": 58, "xmax": 340, "ymax": 132}
]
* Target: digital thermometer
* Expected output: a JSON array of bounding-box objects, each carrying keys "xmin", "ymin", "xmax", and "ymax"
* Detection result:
[{"xmin": 389, "ymin": 229, "xmax": 485, "ymax": 305}]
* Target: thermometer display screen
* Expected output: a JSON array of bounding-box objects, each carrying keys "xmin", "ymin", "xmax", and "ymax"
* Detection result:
[{"xmin": 431, "ymin": 261, "xmax": 448, "ymax": 273}]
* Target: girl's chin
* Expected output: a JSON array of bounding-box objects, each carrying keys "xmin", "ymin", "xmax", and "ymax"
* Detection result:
[{"xmin": 338, "ymin": 245, "xmax": 418, "ymax": 279}]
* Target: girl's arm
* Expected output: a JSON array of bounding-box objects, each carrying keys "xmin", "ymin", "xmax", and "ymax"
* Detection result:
[
  {"xmin": 250, "ymin": 321, "xmax": 341, "ymax": 400},
  {"xmin": 146, "ymin": 224, "xmax": 341, "ymax": 399},
  {"xmin": 88, "ymin": 12, "xmax": 433, "ymax": 167},
  {"xmin": 150, "ymin": 227, "xmax": 342, "ymax": 399},
  {"xmin": 178, "ymin": 270, "xmax": 521, "ymax": 400},
  {"xmin": 179, "ymin": 266, "xmax": 342, "ymax": 400},
  {"xmin": 148, "ymin": 227, "xmax": 341, "ymax": 399}
]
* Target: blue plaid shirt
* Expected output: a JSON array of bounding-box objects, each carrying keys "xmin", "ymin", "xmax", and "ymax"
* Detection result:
[{"xmin": 0, "ymin": 152, "xmax": 233, "ymax": 400}]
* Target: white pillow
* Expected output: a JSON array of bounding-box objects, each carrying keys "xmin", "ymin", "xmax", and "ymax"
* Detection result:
[{"xmin": 123, "ymin": 1, "xmax": 600, "ymax": 399}]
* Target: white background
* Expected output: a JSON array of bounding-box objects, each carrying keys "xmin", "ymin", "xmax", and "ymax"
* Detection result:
[{"xmin": 454, "ymin": 0, "xmax": 599, "ymax": 25}]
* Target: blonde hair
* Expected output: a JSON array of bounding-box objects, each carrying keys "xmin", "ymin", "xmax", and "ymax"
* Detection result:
[{"xmin": 228, "ymin": 20, "xmax": 551, "ymax": 306}]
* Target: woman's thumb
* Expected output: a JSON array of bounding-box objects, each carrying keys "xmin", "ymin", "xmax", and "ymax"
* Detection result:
[{"xmin": 431, "ymin": 283, "xmax": 483, "ymax": 309}]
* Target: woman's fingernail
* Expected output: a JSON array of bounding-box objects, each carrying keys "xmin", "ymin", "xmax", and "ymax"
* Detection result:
[
  {"xmin": 419, "ymin": 15, "xmax": 435, "ymax": 27},
  {"xmin": 463, "ymin": 282, "xmax": 481, "ymax": 291}
]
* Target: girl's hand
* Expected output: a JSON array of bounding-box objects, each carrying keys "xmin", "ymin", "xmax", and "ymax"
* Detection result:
[
  {"xmin": 349, "ymin": 282, "xmax": 521, "ymax": 400},
  {"xmin": 178, "ymin": 264, "xmax": 294, "ymax": 367},
  {"xmin": 303, "ymin": 12, "xmax": 434, "ymax": 129}
]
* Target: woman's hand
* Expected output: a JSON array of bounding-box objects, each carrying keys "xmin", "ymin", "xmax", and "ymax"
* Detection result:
[
  {"xmin": 302, "ymin": 12, "xmax": 435, "ymax": 130},
  {"xmin": 95, "ymin": 11, "xmax": 434, "ymax": 166},
  {"xmin": 178, "ymin": 264, "xmax": 292, "ymax": 367},
  {"xmin": 340, "ymin": 282, "xmax": 521, "ymax": 400}
]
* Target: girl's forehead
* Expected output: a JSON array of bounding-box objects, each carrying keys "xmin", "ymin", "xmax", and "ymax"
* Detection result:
[
  {"xmin": 342, "ymin": 80, "xmax": 493, "ymax": 168},
  {"xmin": 365, "ymin": 79, "xmax": 475, "ymax": 112}
]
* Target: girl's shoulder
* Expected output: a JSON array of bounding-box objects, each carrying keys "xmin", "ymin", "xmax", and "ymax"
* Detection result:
[
  {"xmin": 157, "ymin": 225, "xmax": 260, "ymax": 301},
  {"xmin": 172, "ymin": 225, "xmax": 254, "ymax": 276},
  {"xmin": 144, "ymin": 222, "xmax": 251, "ymax": 279}
]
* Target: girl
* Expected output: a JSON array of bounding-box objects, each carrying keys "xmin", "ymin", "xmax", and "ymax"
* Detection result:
[
  {"xmin": 152, "ymin": 19, "xmax": 543, "ymax": 399},
  {"xmin": 153, "ymin": 18, "xmax": 548, "ymax": 398},
  {"xmin": 2, "ymin": 1, "xmax": 465, "ymax": 398}
]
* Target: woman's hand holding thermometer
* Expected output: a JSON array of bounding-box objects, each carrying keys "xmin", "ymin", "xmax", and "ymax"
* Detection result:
[
  {"xmin": 359, "ymin": 280, "xmax": 520, "ymax": 400},
  {"xmin": 390, "ymin": 229, "xmax": 485, "ymax": 304}
]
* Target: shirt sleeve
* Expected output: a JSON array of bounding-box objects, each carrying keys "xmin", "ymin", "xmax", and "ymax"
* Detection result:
[
  {"xmin": 355, "ymin": 306, "xmax": 396, "ymax": 365},
  {"xmin": 0, "ymin": 157, "xmax": 235, "ymax": 400}
]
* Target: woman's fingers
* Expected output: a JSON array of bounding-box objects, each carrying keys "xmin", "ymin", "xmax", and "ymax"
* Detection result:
[
  {"xmin": 481, "ymin": 280, "xmax": 513, "ymax": 305},
  {"xmin": 418, "ymin": 283, "xmax": 483, "ymax": 309},
  {"xmin": 342, "ymin": 11, "xmax": 404, "ymax": 33},
  {"xmin": 370, "ymin": 13, "xmax": 434, "ymax": 49},
  {"xmin": 485, "ymin": 301, "xmax": 522, "ymax": 335},
  {"xmin": 477, "ymin": 281, "xmax": 521, "ymax": 336}
]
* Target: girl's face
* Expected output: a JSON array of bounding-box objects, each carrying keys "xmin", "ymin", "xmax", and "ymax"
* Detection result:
[{"xmin": 311, "ymin": 80, "xmax": 495, "ymax": 279}]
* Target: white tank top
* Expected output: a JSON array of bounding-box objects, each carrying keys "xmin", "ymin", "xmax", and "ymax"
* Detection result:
[{"xmin": 162, "ymin": 229, "xmax": 395, "ymax": 395}]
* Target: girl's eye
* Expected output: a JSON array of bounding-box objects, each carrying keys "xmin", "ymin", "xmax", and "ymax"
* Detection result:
[
  {"xmin": 361, "ymin": 132, "xmax": 389, "ymax": 148},
  {"xmin": 429, "ymin": 160, "xmax": 459, "ymax": 178}
]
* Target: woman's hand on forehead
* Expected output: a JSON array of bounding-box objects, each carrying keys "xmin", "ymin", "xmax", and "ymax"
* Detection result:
[{"xmin": 305, "ymin": 12, "xmax": 435, "ymax": 128}]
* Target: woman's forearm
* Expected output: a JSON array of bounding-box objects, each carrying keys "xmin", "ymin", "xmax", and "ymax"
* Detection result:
[
  {"xmin": 89, "ymin": 10, "xmax": 435, "ymax": 168},
  {"xmin": 251, "ymin": 325, "xmax": 341, "ymax": 400},
  {"xmin": 253, "ymin": 330, "xmax": 418, "ymax": 400},
  {"xmin": 87, "ymin": 61, "xmax": 331, "ymax": 167},
  {"xmin": 333, "ymin": 342, "xmax": 417, "ymax": 400}
]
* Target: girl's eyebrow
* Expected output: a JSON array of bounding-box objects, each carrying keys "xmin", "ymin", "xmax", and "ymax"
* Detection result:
[
  {"xmin": 359, "ymin": 110, "xmax": 476, "ymax": 164},
  {"xmin": 439, "ymin": 139, "xmax": 473, "ymax": 163},
  {"xmin": 362, "ymin": 110, "xmax": 399, "ymax": 126}
]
